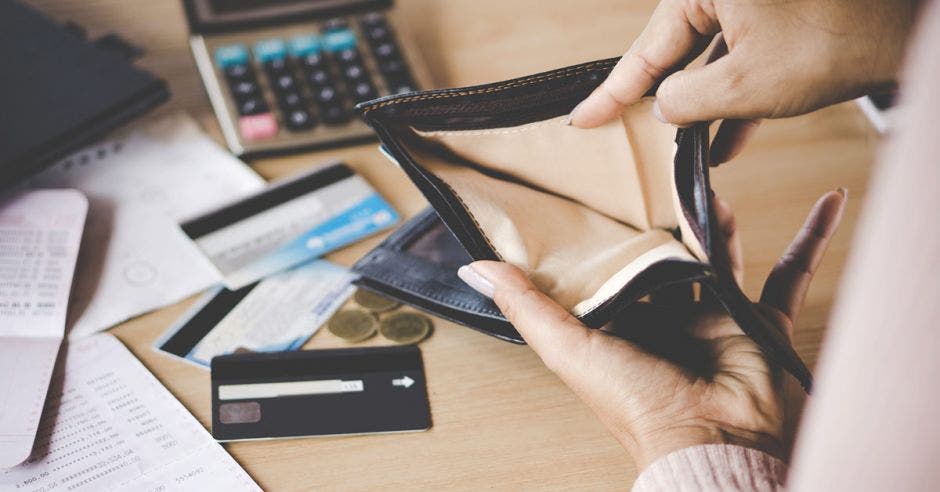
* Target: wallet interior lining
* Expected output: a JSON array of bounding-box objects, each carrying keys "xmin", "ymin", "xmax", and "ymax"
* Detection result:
[{"xmin": 403, "ymin": 99, "xmax": 707, "ymax": 315}]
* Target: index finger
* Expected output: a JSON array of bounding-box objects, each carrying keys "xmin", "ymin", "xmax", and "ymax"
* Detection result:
[{"xmin": 570, "ymin": 0, "xmax": 719, "ymax": 128}]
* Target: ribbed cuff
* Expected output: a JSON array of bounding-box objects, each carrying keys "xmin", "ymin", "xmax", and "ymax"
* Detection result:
[{"xmin": 631, "ymin": 444, "xmax": 787, "ymax": 492}]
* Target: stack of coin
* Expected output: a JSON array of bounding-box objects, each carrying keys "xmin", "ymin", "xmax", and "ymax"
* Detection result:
[{"xmin": 326, "ymin": 289, "xmax": 432, "ymax": 345}]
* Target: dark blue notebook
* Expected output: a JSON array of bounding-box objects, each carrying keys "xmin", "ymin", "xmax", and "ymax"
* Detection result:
[{"xmin": 0, "ymin": 0, "xmax": 168, "ymax": 186}]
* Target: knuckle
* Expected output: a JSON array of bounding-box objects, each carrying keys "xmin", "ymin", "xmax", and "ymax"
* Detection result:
[
  {"xmin": 802, "ymin": 218, "xmax": 833, "ymax": 242},
  {"xmin": 626, "ymin": 51, "xmax": 669, "ymax": 86},
  {"xmin": 681, "ymin": 0, "xmax": 720, "ymax": 34},
  {"xmin": 718, "ymin": 209, "xmax": 737, "ymax": 236},
  {"xmin": 494, "ymin": 285, "xmax": 541, "ymax": 324},
  {"xmin": 773, "ymin": 252, "xmax": 813, "ymax": 278},
  {"xmin": 723, "ymin": 66, "xmax": 749, "ymax": 94}
]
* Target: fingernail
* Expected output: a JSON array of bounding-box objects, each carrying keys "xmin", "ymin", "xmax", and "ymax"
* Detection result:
[
  {"xmin": 458, "ymin": 264, "xmax": 495, "ymax": 298},
  {"xmin": 652, "ymin": 100, "xmax": 667, "ymax": 123},
  {"xmin": 563, "ymin": 101, "xmax": 584, "ymax": 126},
  {"xmin": 836, "ymin": 187, "xmax": 848, "ymax": 200}
]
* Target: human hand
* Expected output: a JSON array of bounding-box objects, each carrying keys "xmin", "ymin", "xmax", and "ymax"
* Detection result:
[
  {"xmin": 570, "ymin": 0, "xmax": 915, "ymax": 164},
  {"xmin": 456, "ymin": 190, "xmax": 846, "ymax": 469}
]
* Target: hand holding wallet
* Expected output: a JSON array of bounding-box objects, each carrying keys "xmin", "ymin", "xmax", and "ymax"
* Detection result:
[{"xmin": 352, "ymin": 58, "xmax": 813, "ymax": 391}]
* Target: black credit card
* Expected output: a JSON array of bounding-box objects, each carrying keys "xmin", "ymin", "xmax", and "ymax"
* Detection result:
[{"xmin": 210, "ymin": 346, "xmax": 431, "ymax": 441}]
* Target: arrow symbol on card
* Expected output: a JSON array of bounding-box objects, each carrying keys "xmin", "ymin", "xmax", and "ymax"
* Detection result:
[{"xmin": 392, "ymin": 376, "xmax": 414, "ymax": 388}]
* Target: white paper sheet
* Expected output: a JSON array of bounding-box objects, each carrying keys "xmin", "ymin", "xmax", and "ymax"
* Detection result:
[
  {"xmin": 0, "ymin": 334, "xmax": 260, "ymax": 491},
  {"xmin": 0, "ymin": 189, "xmax": 87, "ymax": 469},
  {"xmin": 19, "ymin": 113, "xmax": 265, "ymax": 338}
]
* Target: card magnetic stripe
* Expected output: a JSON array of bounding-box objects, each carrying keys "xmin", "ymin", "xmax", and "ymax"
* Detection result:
[
  {"xmin": 157, "ymin": 282, "xmax": 259, "ymax": 358},
  {"xmin": 211, "ymin": 346, "xmax": 423, "ymax": 383},
  {"xmin": 181, "ymin": 162, "xmax": 354, "ymax": 239}
]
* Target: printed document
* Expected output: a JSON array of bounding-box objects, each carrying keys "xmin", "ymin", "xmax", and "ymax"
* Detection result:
[
  {"xmin": 0, "ymin": 334, "xmax": 260, "ymax": 491},
  {"xmin": 19, "ymin": 113, "xmax": 265, "ymax": 338},
  {"xmin": 0, "ymin": 189, "xmax": 87, "ymax": 468}
]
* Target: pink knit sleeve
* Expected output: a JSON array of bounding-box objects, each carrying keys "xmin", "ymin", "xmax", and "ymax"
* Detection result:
[{"xmin": 631, "ymin": 445, "xmax": 787, "ymax": 492}]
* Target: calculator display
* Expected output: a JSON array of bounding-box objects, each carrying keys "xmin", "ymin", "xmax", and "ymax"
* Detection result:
[
  {"xmin": 209, "ymin": 0, "xmax": 344, "ymax": 14},
  {"xmin": 188, "ymin": 0, "xmax": 388, "ymax": 28}
]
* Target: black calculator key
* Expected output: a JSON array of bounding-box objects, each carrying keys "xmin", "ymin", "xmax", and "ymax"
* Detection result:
[
  {"xmin": 365, "ymin": 25, "xmax": 390, "ymax": 43},
  {"xmin": 230, "ymin": 80, "xmax": 260, "ymax": 99},
  {"xmin": 278, "ymin": 91, "xmax": 304, "ymax": 109},
  {"xmin": 238, "ymin": 97, "xmax": 268, "ymax": 115},
  {"xmin": 360, "ymin": 12, "xmax": 386, "ymax": 27},
  {"xmin": 335, "ymin": 48, "xmax": 361, "ymax": 65},
  {"xmin": 343, "ymin": 64, "xmax": 367, "ymax": 81},
  {"xmin": 285, "ymin": 109, "xmax": 315, "ymax": 130},
  {"xmin": 378, "ymin": 59, "xmax": 407, "ymax": 77},
  {"xmin": 323, "ymin": 18, "xmax": 348, "ymax": 31},
  {"xmin": 315, "ymin": 86, "xmax": 339, "ymax": 104},
  {"xmin": 224, "ymin": 63, "xmax": 253, "ymax": 81},
  {"xmin": 272, "ymin": 73, "xmax": 296, "ymax": 92},
  {"xmin": 300, "ymin": 52, "xmax": 325, "ymax": 70},
  {"xmin": 264, "ymin": 58, "xmax": 289, "ymax": 75},
  {"xmin": 350, "ymin": 81, "xmax": 377, "ymax": 101},
  {"xmin": 307, "ymin": 69, "xmax": 331, "ymax": 87},
  {"xmin": 320, "ymin": 105, "xmax": 349, "ymax": 125},
  {"xmin": 373, "ymin": 42, "xmax": 398, "ymax": 59}
]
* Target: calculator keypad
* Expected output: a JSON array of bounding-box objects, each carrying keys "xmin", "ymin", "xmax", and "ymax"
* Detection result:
[
  {"xmin": 212, "ymin": 12, "xmax": 420, "ymax": 143},
  {"xmin": 360, "ymin": 13, "xmax": 416, "ymax": 94}
]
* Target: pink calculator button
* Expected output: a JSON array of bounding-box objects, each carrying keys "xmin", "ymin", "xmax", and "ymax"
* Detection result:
[{"xmin": 239, "ymin": 113, "xmax": 278, "ymax": 140}]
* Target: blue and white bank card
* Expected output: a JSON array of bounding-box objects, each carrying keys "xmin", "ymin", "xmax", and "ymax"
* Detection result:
[
  {"xmin": 154, "ymin": 260, "xmax": 357, "ymax": 368},
  {"xmin": 180, "ymin": 163, "xmax": 398, "ymax": 290}
]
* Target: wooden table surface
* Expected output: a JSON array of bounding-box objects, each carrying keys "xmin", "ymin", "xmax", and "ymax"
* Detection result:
[{"xmin": 25, "ymin": 0, "xmax": 880, "ymax": 489}]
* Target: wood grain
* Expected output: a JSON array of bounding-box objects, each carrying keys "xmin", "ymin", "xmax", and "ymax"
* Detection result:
[{"xmin": 22, "ymin": 0, "xmax": 878, "ymax": 489}]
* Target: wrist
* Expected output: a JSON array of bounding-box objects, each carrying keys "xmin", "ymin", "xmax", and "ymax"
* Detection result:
[{"xmin": 625, "ymin": 424, "xmax": 784, "ymax": 470}]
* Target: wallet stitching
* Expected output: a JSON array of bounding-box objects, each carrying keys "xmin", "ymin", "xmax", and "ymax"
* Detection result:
[
  {"xmin": 360, "ymin": 60, "xmax": 616, "ymax": 114},
  {"xmin": 431, "ymin": 175, "xmax": 503, "ymax": 259},
  {"xmin": 412, "ymin": 118, "xmax": 562, "ymax": 137}
]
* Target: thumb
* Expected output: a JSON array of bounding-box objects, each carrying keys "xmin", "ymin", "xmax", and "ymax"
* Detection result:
[
  {"xmin": 458, "ymin": 261, "xmax": 593, "ymax": 373},
  {"xmin": 460, "ymin": 261, "xmax": 678, "ymax": 396},
  {"xmin": 654, "ymin": 55, "xmax": 769, "ymax": 125}
]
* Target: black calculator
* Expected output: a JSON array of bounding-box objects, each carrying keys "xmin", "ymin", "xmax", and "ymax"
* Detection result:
[{"xmin": 183, "ymin": 0, "xmax": 433, "ymax": 157}]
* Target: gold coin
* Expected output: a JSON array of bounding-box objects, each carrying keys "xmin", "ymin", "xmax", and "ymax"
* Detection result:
[
  {"xmin": 353, "ymin": 289, "xmax": 401, "ymax": 313},
  {"xmin": 327, "ymin": 309, "xmax": 377, "ymax": 342},
  {"xmin": 379, "ymin": 312, "xmax": 431, "ymax": 345}
]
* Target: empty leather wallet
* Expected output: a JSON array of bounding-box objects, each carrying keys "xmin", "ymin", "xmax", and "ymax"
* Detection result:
[{"xmin": 352, "ymin": 58, "xmax": 813, "ymax": 390}]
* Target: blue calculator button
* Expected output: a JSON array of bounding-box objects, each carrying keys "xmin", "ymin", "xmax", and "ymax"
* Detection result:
[
  {"xmin": 215, "ymin": 44, "xmax": 249, "ymax": 68},
  {"xmin": 289, "ymin": 35, "xmax": 321, "ymax": 57},
  {"xmin": 322, "ymin": 29, "xmax": 357, "ymax": 52},
  {"xmin": 254, "ymin": 39, "xmax": 288, "ymax": 62}
]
